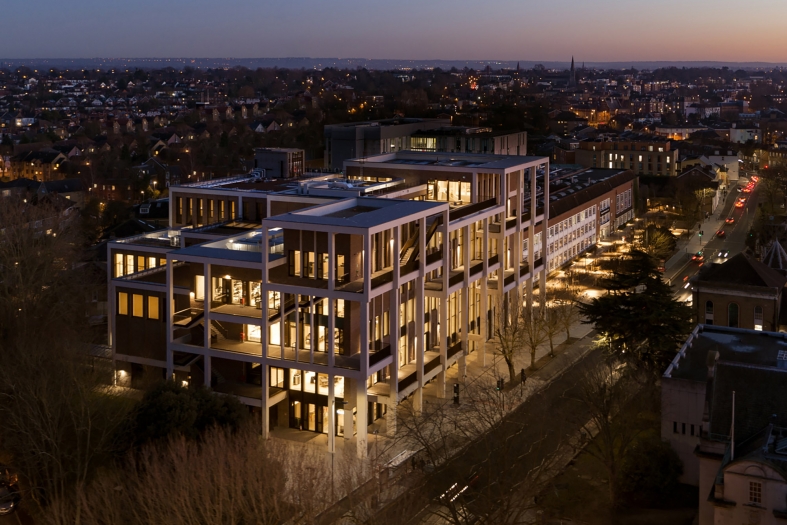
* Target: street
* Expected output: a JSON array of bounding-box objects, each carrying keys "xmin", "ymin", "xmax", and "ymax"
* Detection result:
[
  {"xmin": 665, "ymin": 178, "xmax": 761, "ymax": 304},
  {"xmin": 373, "ymin": 342, "xmax": 604, "ymax": 525}
]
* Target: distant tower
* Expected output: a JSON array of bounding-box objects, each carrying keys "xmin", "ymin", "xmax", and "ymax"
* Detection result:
[{"xmin": 569, "ymin": 56, "xmax": 576, "ymax": 87}]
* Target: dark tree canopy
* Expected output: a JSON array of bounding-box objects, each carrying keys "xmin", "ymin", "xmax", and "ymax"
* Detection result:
[
  {"xmin": 129, "ymin": 382, "xmax": 249, "ymax": 446},
  {"xmin": 579, "ymin": 250, "xmax": 693, "ymax": 375}
]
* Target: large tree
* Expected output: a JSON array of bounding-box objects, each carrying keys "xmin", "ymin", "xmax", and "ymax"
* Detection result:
[{"xmin": 578, "ymin": 250, "xmax": 692, "ymax": 376}]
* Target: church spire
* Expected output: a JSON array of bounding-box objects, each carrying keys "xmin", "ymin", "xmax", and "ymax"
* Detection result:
[{"xmin": 569, "ymin": 56, "xmax": 576, "ymax": 87}]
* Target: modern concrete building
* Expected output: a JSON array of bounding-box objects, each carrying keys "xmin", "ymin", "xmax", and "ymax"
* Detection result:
[
  {"xmin": 107, "ymin": 152, "xmax": 636, "ymax": 458},
  {"xmin": 253, "ymin": 148, "xmax": 305, "ymax": 179},
  {"xmin": 662, "ymin": 325, "xmax": 787, "ymax": 524},
  {"xmin": 323, "ymin": 118, "xmax": 450, "ymax": 170},
  {"xmin": 408, "ymin": 127, "xmax": 527, "ymax": 156}
]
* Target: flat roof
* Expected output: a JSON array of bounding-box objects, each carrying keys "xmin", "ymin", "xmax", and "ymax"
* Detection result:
[
  {"xmin": 266, "ymin": 197, "xmax": 446, "ymax": 229},
  {"xmin": 351, "ymin": 151, "xmax": 547, "ymax": 171},
  {"xmin": 325, "ymin": 118, "xmax": 448, "ymax": 129},
  {"xmin": 665, "ymin": 325, "xmax": 787, "ymax": 382}
]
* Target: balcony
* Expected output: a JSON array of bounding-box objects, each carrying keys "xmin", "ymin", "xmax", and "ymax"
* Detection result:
[
  {"xmin": 211, "ymin": 303, "xmax": 263, "ymax": 319},
  {"xmin": 448, "ymin": 198, "xmax": 497, "ymax": 222},
  {"xmin": 397, "ymin": 350, "xmax": 441, "ymax": 392},
  {"xmin": 447, "ymin": 341, "xmax": 463, "ymax": 360}
]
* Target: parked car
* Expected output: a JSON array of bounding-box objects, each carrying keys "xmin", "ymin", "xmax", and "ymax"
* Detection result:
[{"xmin": 0, "ymin": 465, "xmax": 20, "ymax": 516}]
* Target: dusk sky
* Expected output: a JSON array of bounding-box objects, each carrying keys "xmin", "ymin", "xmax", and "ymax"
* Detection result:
[{"xmin": 4, "ymin": 0, "xmax": 787, "ymax": 62}]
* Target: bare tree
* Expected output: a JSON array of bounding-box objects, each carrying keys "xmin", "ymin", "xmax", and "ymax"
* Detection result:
[
  {"xmin": 568, "ymin": 361, "xmax": 645, "ymax": 508},
  {"xmin": 554, "ymin": 290, "xmax": 582, "ymax": 343},
  {"xmin": 0, "ymin": 197, "xmax": 132, "ymax": 522},
  {"xmin": 543, "ymin": 301, "xmax": 563, "ymax": 358},
  {"xmin": 47, "ymin": 427, "xmax": 344, "ymax": 525},
  {"xmin": 492, "ymin": 292, "xmax": 547, "ymax": 379},
  {"xmin": 394, "ymin": 378, "xmax": 564, "ymax": 525},
  {"xmin": 521, "ymin": 303, "xmax": 548, "ymax": 371}
]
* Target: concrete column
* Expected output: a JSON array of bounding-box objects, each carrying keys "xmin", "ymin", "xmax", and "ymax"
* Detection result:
[
  {"xmin": 540, "ymin": 161, "xmax": 550, "ymax": 305},
  {"xmin": 356, "ymin": 383, "xmax": 368, "ymax": 459},
  {"xmin": 204, "ymin": 263, "xmax": 211, "ymax": 352},
  {"xmin": 527, "ymin": 166, "xmax": 536, "ymax": 312},
  {"xmin": 328, "ymin": 233, "xmax": 335, "ymax": 292},
  {"xmin": 361, "ymin": 301, "xmax": 370, "ymax": 377},
  {"xmin": 328, "ymin": 298, "xmax": 336, "ymax": 368},
  {"xmin": 328, "ymin": 373, "xmax": 336, "ymax": 453},
  {"xmin": 480, "ymin": 277, "xmax": 488, "ymax": 367},
  {"xmin": 261, "ymin": 225, "xmax": 269, "ymax": 358},
  {"xmin": 414, "ymin": 275, "xmax": 425, "ymax": 413},
  {"xmin": 437, "ymin": 295, "xmax": 447, "ymax": 398},
  {"xmin": 460, "ymin": 285, "xmax": 469, "ymax": 381},
  {"xmin": 261, "ymin": 363, "xmax": 269, "ymax": 439},
  {"xmin": 385, "ymin": 402, "xmax": 397, "ymax": 437},
  {"xmin": 165, "ymin": 259, "xmax": 174, "ymax": 379},
  {"xmin": 363, "ymin": 234, "xmax": 372, "ymax": 297},
  {"xmin": 389, "ymin": 260, "xmax": 400, "ymax": 437},
  {"xmin": 343, "ymin": 378, "xmax": 355, "ymax": 442}
]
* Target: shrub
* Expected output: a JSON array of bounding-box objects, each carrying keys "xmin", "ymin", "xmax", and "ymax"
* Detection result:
[{"xmin": 619, "ymin": 438, "xmax": 683, "ymax": 507}]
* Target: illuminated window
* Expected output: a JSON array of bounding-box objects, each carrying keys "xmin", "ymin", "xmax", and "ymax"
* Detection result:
[
  {"xmin": 132, "ymin": 294, "xmax": 144, "ymax": 317},
  {"xmin": 125, "ymin": 254, "xmax": 134, "ymax": 274},
  {"xmin": 289, "ymin": 250, "xmax": 301, "ymax": 277},
  {"xmin": 148, "ymin": 296, "xmax": 159, "ymax": 320},
  {"xmin": 118, "ymin": 292, "xmax": 128, "ymax": 315},
  {"xmin": 114, "ymin": 253, "xmax": 124, "ymax": 277},
  {"xmin": 137, "ymin": 255, "xmax": 146, "ymax": 271},
  {"xmin": 148, "ymin": 257, "xmax": 157, "ymax": 269}
]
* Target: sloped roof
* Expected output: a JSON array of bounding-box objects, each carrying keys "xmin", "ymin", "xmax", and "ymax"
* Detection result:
[
  {"xmin": 763, "ymin": 240, "xmax": 787, "ymax": 272},
  {"xmin": 39, "ymin": 178, "xmax": 84, "ymax": 194},
  {"xmin": 697, "ymin": 253, "xmax": 787, "ymax": 289}
]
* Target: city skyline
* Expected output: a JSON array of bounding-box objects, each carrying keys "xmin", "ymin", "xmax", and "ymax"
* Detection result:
[{"xmin": 4, "ymin": 0, "xmax": 787, "ymax": 62}]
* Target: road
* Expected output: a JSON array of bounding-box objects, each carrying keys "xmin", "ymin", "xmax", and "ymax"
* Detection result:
[
  {"xmin": 373, "ymin": 343, "xmax": 604, "ymax": 525},
  {"xmin": 666, "ymin": 179, "xmax": 761, "ymax": 304}
]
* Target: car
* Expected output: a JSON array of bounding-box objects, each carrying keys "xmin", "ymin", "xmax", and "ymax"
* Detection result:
[
  {"xmin": 691, "ymin": 251, "xmax": 705, "ymax": 262},
  {"xmin": 742, "ymin": 187, "xmax": 752, "ymax": 193},
  {"xmin": 736, "ymin": 187, "xmax": 742, "ymax": 192},
  {"xmin": 726, "ymin": 217, "xmax": 735, "ymax": 224},
  {"xmin": 735, "ymin": 200, "xmax": 745, "ymax": 208},
  {"xmin": 718, "ymin": 250, "xmax": 730, "ymax": 258},
  {"xmin": 716, "ymin": 230, "xmax": 726, "ymax": 238},
  {"xmin": 0, "ymin": 465, "xmax": 20, "ymax": 516},
  {"xmin": 752, "ymin": 176, "xmax": 759, "ymax": 182},
  {"xmin": 438, "ymin": 471, "xmax": 481, "ymax": 504}
]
